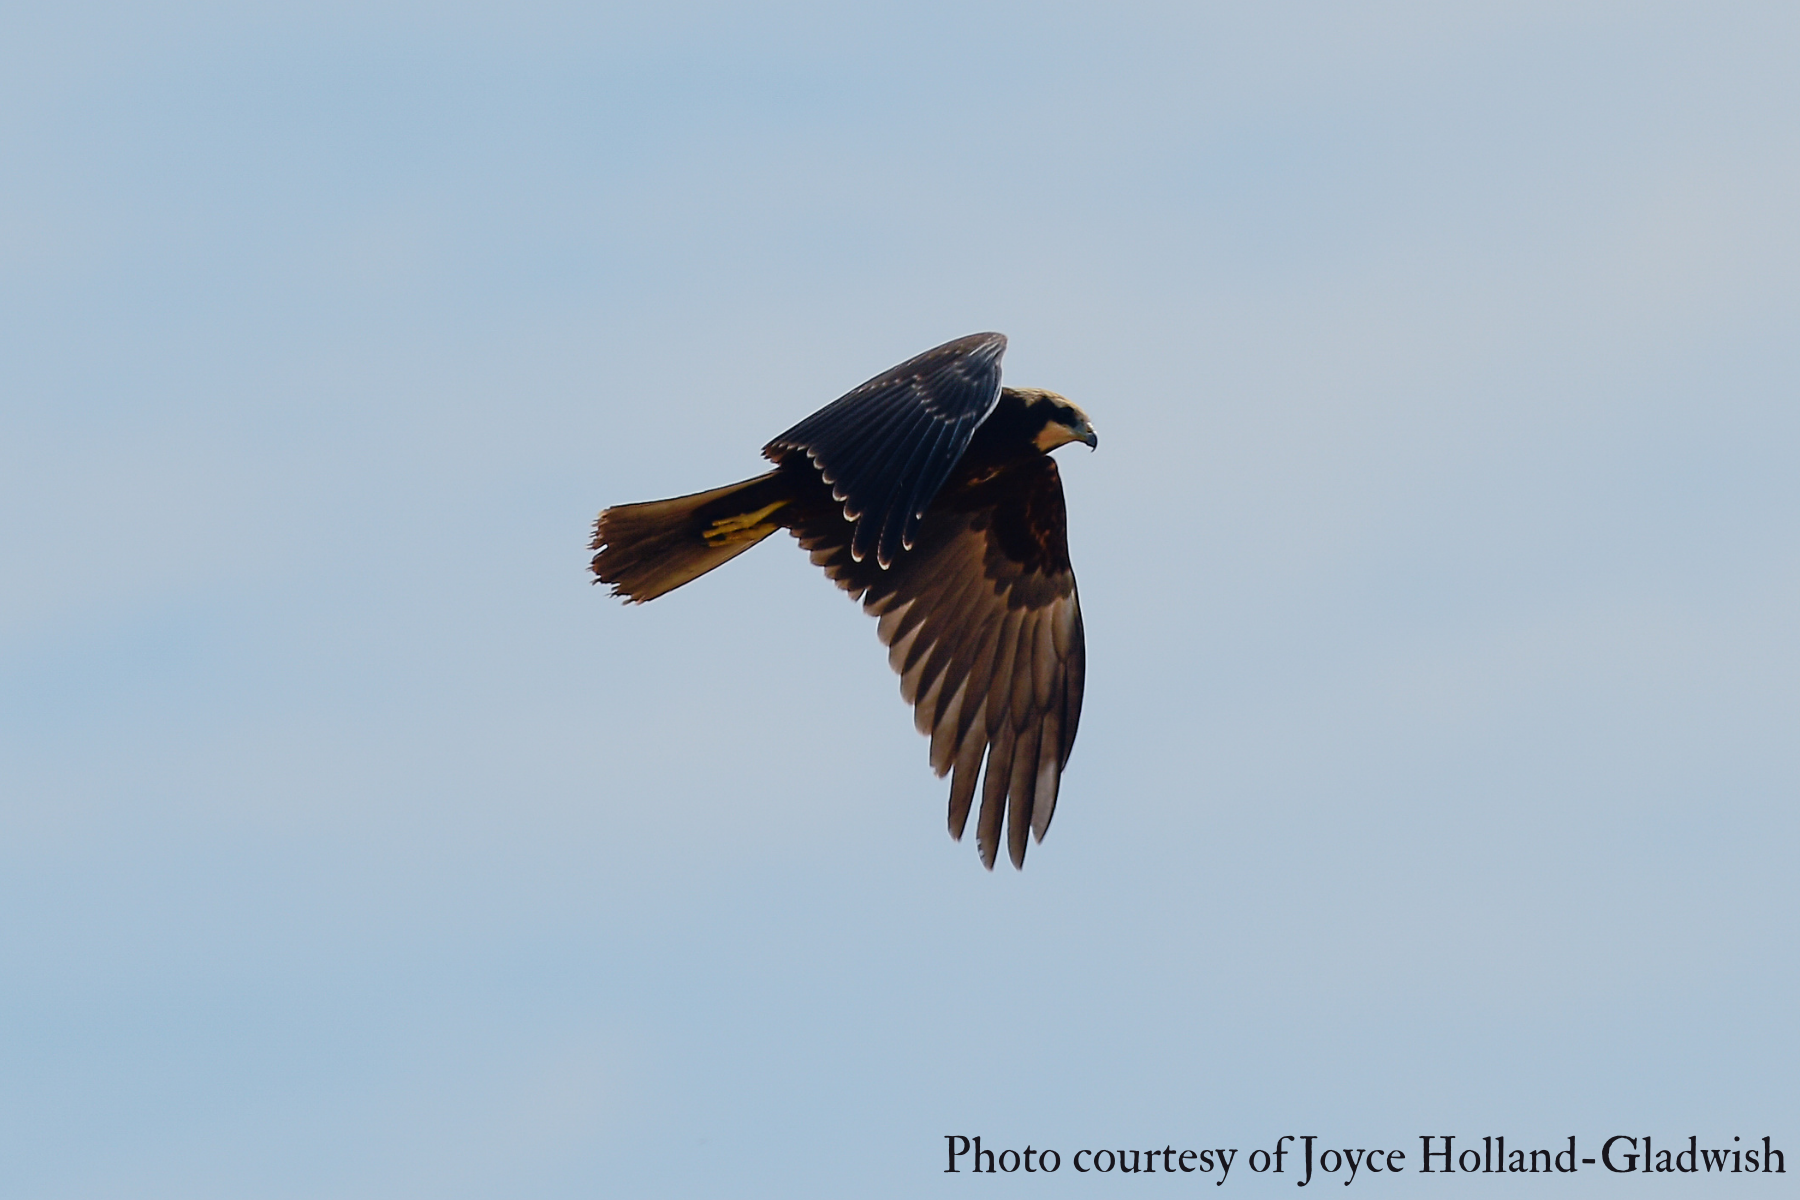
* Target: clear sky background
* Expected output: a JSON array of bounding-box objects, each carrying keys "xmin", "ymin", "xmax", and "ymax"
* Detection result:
[{"xmin": 3, "ymin": 3, "xmax": 1796, "ymax": 1196}]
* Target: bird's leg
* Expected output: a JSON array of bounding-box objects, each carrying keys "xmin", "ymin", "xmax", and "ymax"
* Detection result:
[{"xmin": 703, "ymin": 499, "xmax": 790, "ymax": 546}]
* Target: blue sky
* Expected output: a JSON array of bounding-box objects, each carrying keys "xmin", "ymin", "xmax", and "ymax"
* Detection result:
[{"xmin": 3, "ymin": 3, "xmax": 1796, "ymax": 1196}]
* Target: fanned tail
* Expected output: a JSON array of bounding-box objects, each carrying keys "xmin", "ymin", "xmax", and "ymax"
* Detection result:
[{"xmin": 590, "ymin": 471, "xmax": 792, "ymax": 602}]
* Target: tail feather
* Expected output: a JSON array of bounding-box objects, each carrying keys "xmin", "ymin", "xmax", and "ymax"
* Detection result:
[{"xmin": 591, "ymin": 471, "xmax": 790, "ymax": 602}]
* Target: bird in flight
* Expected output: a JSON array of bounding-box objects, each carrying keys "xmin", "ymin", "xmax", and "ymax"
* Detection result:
[{"xmin": 590, "ymin": 333, "xmax": 1095, "ymax": 869}]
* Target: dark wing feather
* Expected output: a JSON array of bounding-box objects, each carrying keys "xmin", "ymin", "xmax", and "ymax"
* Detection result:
[
  {"xmin": 792, "ymin": 454, "xmax": 1084, "ymax": 869},
  {"xmin": 764, "ymin": 332, "xmax": 1006, "ymax": 568}
]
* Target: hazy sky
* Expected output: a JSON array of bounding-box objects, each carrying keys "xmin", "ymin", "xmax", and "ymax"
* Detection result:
[{"xmin": 3, "ymin": 3, "xmax": 1796, "ymax": 1196}]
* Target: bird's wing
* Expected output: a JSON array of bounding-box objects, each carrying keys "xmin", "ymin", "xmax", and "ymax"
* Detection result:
[
  {"xmin": 792, "ymin": 454, "xmax": 1085, "ymax": 869},
  {"xmin": 764, "ymin": 332, "xmax": 1006, "ymax": 569}
]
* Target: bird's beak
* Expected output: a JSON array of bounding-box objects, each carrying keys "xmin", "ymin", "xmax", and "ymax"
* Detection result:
[{"xmin": 1080, "ymin": 420, "xmax": 1098, "ymax": 450}]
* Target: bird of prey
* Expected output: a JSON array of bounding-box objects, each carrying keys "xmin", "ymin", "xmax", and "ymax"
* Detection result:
[{"xmin": 590, "ymin": 333, "xmax": 1095, "ymax": 869}]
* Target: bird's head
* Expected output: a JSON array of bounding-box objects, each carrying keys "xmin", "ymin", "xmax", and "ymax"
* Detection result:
[{"xmin": 1014, "ymin": 388, "xmax": 1099, "ymax": 453}]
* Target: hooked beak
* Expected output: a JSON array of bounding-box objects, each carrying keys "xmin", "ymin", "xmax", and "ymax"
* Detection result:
[{"xmin": 1079, "ymin": 419, "xmax": 1098, "ymax": 450}]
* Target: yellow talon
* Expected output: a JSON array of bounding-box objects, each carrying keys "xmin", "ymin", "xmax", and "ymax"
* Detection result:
[
  {"xmin": 703, "ymin": 500, "xmax": 789, "ymax": 546},
  {"xmin": 706, "ymin": 500, "xmax": 787, "ymax": 533},
  {"xmin": 705, "ymin": 522, "xmax": 774, "ymax": 546}
]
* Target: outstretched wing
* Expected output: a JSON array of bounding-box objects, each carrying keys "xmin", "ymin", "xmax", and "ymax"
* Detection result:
[
  {"xmin": 792, "ymin": 454, "xmax": 1085, "ymax": 869},
  {"xmin": 765, "ymin": 332, "xmax": 1006, "ymax": 569}
]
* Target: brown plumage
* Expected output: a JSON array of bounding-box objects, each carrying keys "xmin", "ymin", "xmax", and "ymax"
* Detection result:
[{"xmin": 590, "ymin": 333, "xmax": 1095, "ymax": 869}]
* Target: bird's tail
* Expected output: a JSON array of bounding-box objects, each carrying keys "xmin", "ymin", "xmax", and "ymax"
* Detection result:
[{"xmin": 590, "ymin": 470, "xmax": 794, "ymax": 602}]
